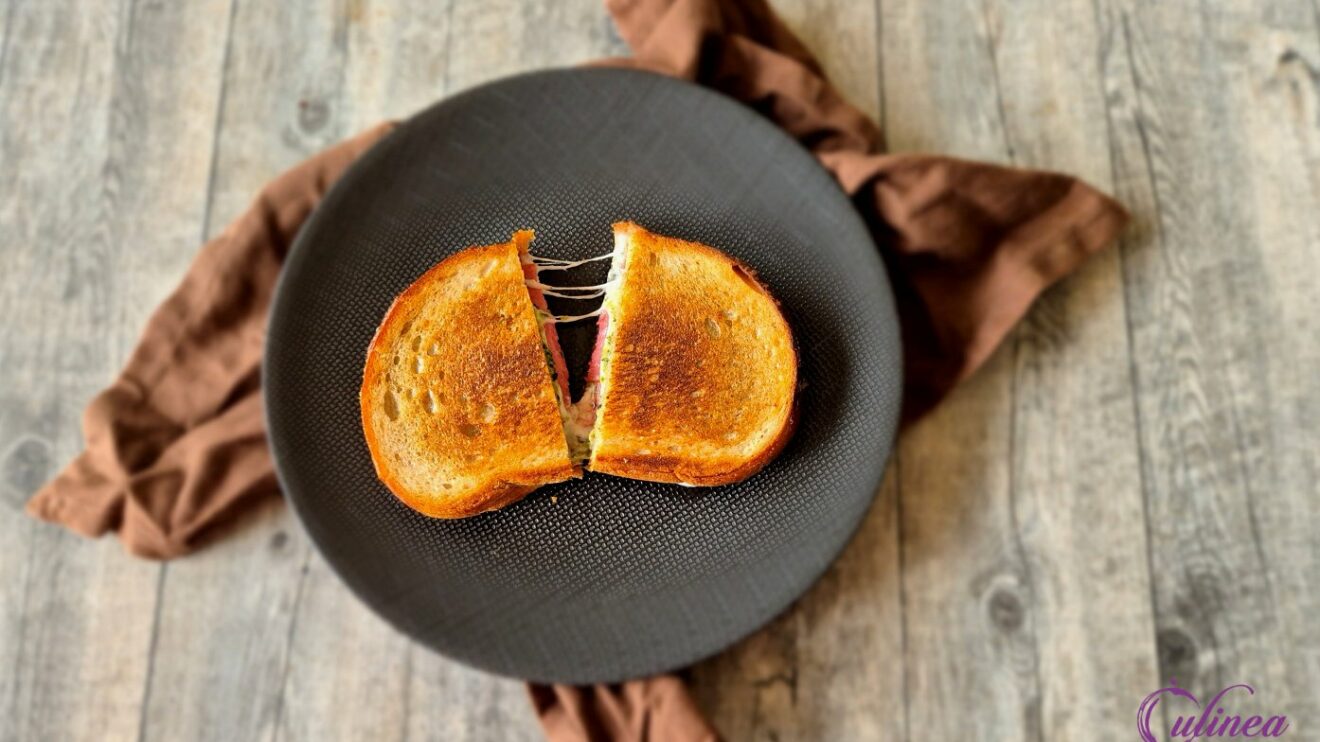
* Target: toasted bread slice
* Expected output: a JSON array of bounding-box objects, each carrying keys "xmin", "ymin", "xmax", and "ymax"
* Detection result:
[
  {"xmin": 585, "ymin": 222, "xmax": 798, "ymax": 485},
  {"xmin": 360, "ymin": 231, "xmax": 578, "ymax": 518}
]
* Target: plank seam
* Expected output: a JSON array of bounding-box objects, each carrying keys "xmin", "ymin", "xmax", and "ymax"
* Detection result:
[
  {"xmin": 134, "ymin": 565, "xmax": 168, "ymax": 742},
  {"xmin": 1006, "ymin": 334, "xmax": 1046, "ymax": 742},
  {"xmin": 198, "ymin": 0, "xmax": 240, "ymax": 242},
  {"xmin": 977, "ymin": 0, "xmax": 1015, "ymax": 160},
  {"xmin": 979, "ymin": 4, "xmax": 1044, "ymax": 735},
  {"xmin": 441, "ymin": 0, "xmax": 455, "ymax": 95},
  {"xmin": 0, "ymin": 0, "xmax": 17, "ymax": 91},
  {"xmin": 1096, "ymin": 3, "xmax": 1174, "ymax": 732},
  {"xmin": 872, "ymin": 0, "xmax": 886, "ymax": 135},
  {"xmin": 892, "ymin": 457, "xmax": 913, "ymax": 742},
  {"xmin": 268, "ymin": 549, "xmax": 313, "ymax": 742}
]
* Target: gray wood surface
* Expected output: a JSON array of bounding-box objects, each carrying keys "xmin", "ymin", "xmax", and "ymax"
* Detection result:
[{"xmin": 1, "ymin": 0, "xmax": 1316, "ymax": 740}]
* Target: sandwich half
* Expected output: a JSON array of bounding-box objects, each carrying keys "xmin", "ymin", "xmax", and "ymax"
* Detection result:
[
  {"xmin": 581, "ymin": 222, "xmax": 798, "ymax": 485},
  {"xmin": 360, "ymin": 231, "xmax": 579, "ymax": 518}
]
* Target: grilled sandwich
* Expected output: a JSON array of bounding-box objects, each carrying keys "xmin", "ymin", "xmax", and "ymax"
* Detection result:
[
  {"xmin": 581, "ymin": 222, "xmax": 798, "ymax": 486},
  {"xmin": 362, "ymin": 224, "xmax": 797, "ymax": 518},
  {"xmin": 360, "ymin": 231, "xmax": 579, "ymax": 518}
]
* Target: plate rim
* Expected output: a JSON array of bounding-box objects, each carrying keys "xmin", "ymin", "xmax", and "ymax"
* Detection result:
[{"xmin": 263, "ymin": 65, "xmax": 902, "ymax": 683}]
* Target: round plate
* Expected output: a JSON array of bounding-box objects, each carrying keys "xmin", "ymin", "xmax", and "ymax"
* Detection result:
[{"xmin": 265, "ymin": 68, "xmax": 902, "ymax": 684}]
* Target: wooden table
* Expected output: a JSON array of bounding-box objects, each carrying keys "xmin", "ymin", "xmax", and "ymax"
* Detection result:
[{"xmin": 2, "ymin": 1, "xmax": 1317, "ymax": 739}]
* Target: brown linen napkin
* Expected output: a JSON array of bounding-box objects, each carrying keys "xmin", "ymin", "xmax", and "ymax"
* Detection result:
[
  {"xmin": 530, "ymin": 675, "xmax": 718, "ymax": 742},
  {"xmin": 26, "ymin": 123, "xmax": 394, "ymax": 559},
  {"xmin": 27, "ymin": 0, "xmax": 1127, "ymax": 739}
]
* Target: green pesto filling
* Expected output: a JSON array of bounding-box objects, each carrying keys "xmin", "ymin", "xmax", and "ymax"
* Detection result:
[{"xmin": 533, "ymin": 308, "xmax": 589, "ymax": 461}]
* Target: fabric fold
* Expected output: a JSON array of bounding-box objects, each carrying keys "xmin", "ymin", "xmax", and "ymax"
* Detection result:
[
  {"xmin": 529, "ymin": 677, "xmax": 720, "ymax": 742},
  {"xmin": 26, "ymin": 124, "xmax": 394, "ymax": 558},
  {"xmin": 26, "ymin": 0, "xmax": 1126, "ymax": 738}
]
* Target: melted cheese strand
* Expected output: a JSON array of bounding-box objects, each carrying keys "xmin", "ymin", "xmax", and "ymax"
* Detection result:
[
  {"xmin": 546, "ymin": 307, "xmax": 606, "ymax": 323},
  {"xmin": 530, "ymin": 253, "xmax": 615, "ymax": 271},
  {"xmin": 530, "ymin": 252, "xmax": 612, "ymax": 264},
  {"xmin": 537, "ymin": 288, "xmax": 608, "ymax": 299},
  {"xmin": 525, "ymin": 279, "xmax": 616, "ymax": 293}
]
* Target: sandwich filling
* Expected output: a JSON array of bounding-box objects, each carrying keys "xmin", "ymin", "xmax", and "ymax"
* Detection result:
[
  {"xmin": 580, "ymin": 229, "xmax": 629, "ymax": 459},
  {"xmin": 520, "ymin": 232, "xmax": 629, "ymax": 463},
  {"xmin": 522, "ymin": 223, "xmax": 796, "ymax": 485},
  {"xmin": 519, "ymin": 254, "xmax": 586, "ymax": 459}
]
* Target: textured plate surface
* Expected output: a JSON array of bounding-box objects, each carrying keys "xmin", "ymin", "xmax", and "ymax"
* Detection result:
[{"xmin": 265, "ymin": 68, "xmax": 902, "ymax": 684}]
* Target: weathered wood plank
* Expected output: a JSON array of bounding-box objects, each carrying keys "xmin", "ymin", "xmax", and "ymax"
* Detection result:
[
  {"xmin": 878, "ymin": 1, "xmax": 1041, "ymax": 738},
  {"xmin": 897, "ymin": 365, "xmax": 1034, "ymax": 742},
  {"xmin": 269, "ymin": 545, "xmax": 414, "ymax": 742},
  {"xmin": 0, "ymin": 1, "xmax": 231, "ymax": 740},
  {"xmin": 135, "ymin": 2, "xmax": 349, "ymax": 740},
  {"xmin": 885, "ymin": 2, "xmax": 1193, "ymax": 739},
  {"xmin": 880, "ymin": 0, "xmax": 1165, "ymax": 737},
  {"xmin": 688, "ymin": 1, "xmax": 906, "ymax": 739},
  {"xmin": 339, "ymin": 0, "xmax": 456, "ymax": 130},
  {"xmin": 445, "ymin": 0, "xmax": 627, "ymax": 92},
  {"xmin": 1100, "ymin": 0, "xmax": 1320, "ymax": 733},
  {"xmin": 987, "ymin": 1, "xmax": 1162, "ymax": 738}
]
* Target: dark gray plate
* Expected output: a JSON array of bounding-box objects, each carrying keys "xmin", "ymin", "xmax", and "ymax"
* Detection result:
[{"xmin": 265, "ymin": 68, "xmax": 902, "ymax": 684}]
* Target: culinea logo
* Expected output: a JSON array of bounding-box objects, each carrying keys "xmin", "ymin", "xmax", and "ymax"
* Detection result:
[{"xmin": 1137, "ymin": 680, "xmax": 1290, "ymax": 740}]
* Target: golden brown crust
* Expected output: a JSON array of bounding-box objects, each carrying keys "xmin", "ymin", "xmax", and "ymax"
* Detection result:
[
  {"xmin": 588, "ymin": 222, "xmax": 798, "ymax": 486},
  {"xmin": 360, "ymin": 233, "xmax": 577, "ymax": 518},
  {"xmin": 589, "ymin": 404, "xmax": 799, "ymax": 486},
  {"xmin": 396, "ymin": 471, "xmax": 557, "ymax": 519}
]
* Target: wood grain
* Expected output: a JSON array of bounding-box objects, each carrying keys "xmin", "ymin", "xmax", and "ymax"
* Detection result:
[
  {"xmin": 1099, "ymin": 0, "xmax": 1320, "ymax": 733},
  {"xmin": 879, "ymin": 1, "xmax": 1171, "ymax": 740},
  {"xmin": 136, "ymin": 2, "xmax": 365, "ymax": 740},
  {"xmin": 880, "ymin": 2, "xmax": 1044, "ymax": 738},
  {"xmin": 0, "ymin": 1, "xmax": 229, "ymax": 740},
  {"xmin": 2, "ymin": 0, "xmax": 1318, "ymax": 740},
  {"xmin": 989, "ymin": 1, "xmax": 1160, "ymax": 738}
]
